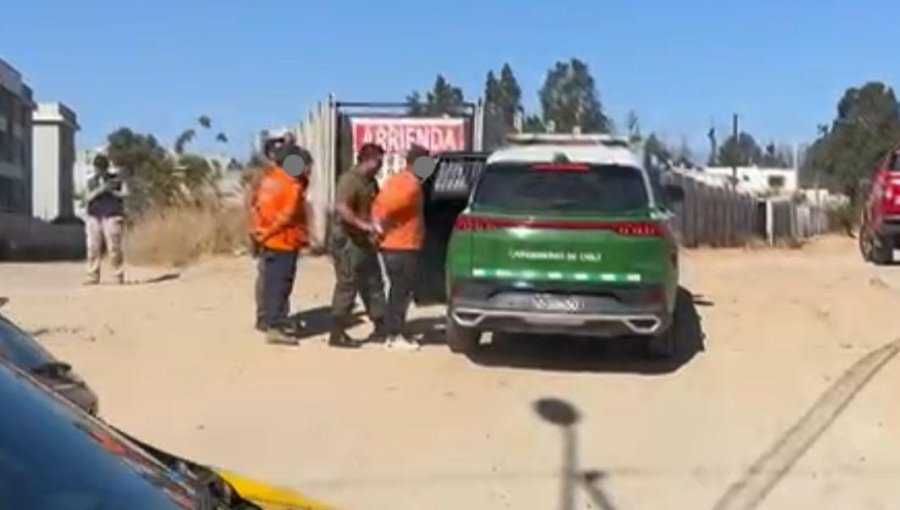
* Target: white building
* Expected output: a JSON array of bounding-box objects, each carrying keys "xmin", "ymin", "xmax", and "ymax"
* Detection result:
[
  {"xmin": 0, "ymin": 58, "xmax": 34, "ymax": 215},
  {"xmin": 32, "ymin": 102, "xmax": 79, "ymax": 221},
  {"xmin": 697, "ymin": 166, "xmax": 799, "ymax": 196}
]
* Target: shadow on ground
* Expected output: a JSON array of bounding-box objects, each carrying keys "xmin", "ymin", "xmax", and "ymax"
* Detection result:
[
  {"xmin": 411, "ymin": 287, "xmax": 707, "ymax": 375},
  {"xmin": 533, "ymin": 397, "xmax": 620, "ymax": 510},
  {"xmin": 289, "ymin": 306, "xmax": 364, "ymax": 341},
  {"xmin": 133, "ymin": 272, "xmax": 182, "ymax": 285}
]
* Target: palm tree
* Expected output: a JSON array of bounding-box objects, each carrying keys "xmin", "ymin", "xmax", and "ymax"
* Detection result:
[{"xmin": 174, "ymin": 129, "xmax": 196, "ymax": 155}]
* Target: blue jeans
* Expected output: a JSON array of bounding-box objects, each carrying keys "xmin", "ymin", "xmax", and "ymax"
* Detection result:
[{"xmin": 255, "ymin": 248, "xmax": 298, "ymax": 330}]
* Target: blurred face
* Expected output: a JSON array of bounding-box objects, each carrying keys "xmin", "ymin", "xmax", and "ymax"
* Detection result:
[{"xmin": 362, "ymin": 155, "xmax": 383, "ymax": 175}]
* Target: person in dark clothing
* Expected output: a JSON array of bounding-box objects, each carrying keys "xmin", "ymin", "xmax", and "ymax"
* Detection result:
[
  {"xmin": 328, "ymin": 143, "xmax": 388, "ymax": 348},
  {"xmin": 83, "ymin": 154, "xmax": 128, "ymax": 285}
]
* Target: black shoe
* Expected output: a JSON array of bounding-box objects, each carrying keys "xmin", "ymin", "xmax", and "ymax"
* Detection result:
[
  {"xmin": 366, "ymin": 319, "xmax": 388, "ymax": 344},
  {"xmin": 328, "ymin": 329, "xmax": 362, "ymax": 349}
]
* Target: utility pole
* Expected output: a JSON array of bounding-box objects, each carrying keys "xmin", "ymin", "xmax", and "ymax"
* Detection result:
[{"xmin": 731, "ymin": 113, "xmax": 739, "ymax": 186}]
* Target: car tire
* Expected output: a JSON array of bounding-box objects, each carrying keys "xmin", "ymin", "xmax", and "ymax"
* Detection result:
[
  {"xmin": 445, "ymin": 315, "xmax": 482, "ymax": 354},
  {"xmin": 860, "ymin": 220, "xmax": 893, "ymax": 265},
  {"xmin": 645, "ymin": 304, "xmax": 686, "ymax": 360},
  {"xmin": 859, "ymin": 224, "xmax": 872, "ymax": 262},
  {"xmin": 645, "ymin": 326, "xmax": 677, "ymax": 359},
  {"xmin": 872, "ymin": 234, "xmax": 893, "ymax": 265}
]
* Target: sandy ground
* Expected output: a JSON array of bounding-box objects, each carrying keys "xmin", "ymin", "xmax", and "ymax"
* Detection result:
[{"xmin": 2, "ymin": 235, "xmax": 900, "ymax": 510}]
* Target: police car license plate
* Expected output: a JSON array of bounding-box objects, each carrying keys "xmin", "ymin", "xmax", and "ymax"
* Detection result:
[{"xmin": 531, "ymin": 294, "xmax": 584, "ymax": 313}]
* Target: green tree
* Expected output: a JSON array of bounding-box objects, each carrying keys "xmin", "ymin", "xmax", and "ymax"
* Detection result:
[
  {"xmin": 484, "ymin": 71, "xmax": 499, "ymax": 106},
  {"xmin": 759, "ymin": 142, "xmax": 793, "ymax": 168},
  {"xmin": 174, "ymin": 129, "xmax": 196, "ymax": 155},
  {"xmin": 538, "ymin": 58, "xmax": 611, "ymax": 134},
  {"xmin": 522, "ymin": 114, "xmax": 546, "ymax": 134},
  {"xmin": 405, "ymin": 91, "xmax": 425, "ymax": 116},
  {"xmin": 806, "ymin": 82, "xmax": 900, "ymax": 201},
  {"xmin": 106, "ymin": 122, "xmax": 221, "ymax": 213},
  {"xmin": 406, "ymin": 75, "xmax": 466, "ymax": 116},
  {"xmin": 718, "ymin": 132, "xmax": 763, "ymax": 167},
  {"xmin": 198, "ymin": 115, "xmax": 212, "ymax": 129},
  {"xmin": 107, "ymin": 128, "xmax": 178, "ymax": 211},
  {"xmin": 644, "ymin": 133, "xmax": 672, "ymax": 165},
  {"xmin": 485, "ymin": 64, "xmax": 523, "ymax": 131}
]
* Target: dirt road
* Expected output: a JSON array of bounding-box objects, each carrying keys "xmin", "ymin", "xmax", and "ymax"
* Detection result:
[{"xmin": 3, "ymin": 236, "xmax": 899, "ymax": 510}]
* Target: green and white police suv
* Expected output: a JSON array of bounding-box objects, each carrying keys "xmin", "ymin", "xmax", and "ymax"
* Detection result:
[{"xmin": 443, "ymin": 134, "xmax": 686, "ymax": 358}]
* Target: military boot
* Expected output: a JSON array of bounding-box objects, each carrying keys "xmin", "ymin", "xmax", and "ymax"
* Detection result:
[
  {"xmin": 328, "ymin": 319, "xmax": 362, "ymax": 349},
  {"xmin": 366, "ymin": 318, "xmax": 388, "ymax": 344}
]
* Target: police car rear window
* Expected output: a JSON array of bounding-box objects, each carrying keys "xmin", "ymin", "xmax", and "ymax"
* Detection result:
[
  {"xmin": 471, "ymin": 163, "xmax": 649, "ymax": 214},
  {"xmin": 431, "ymin": 158, "xmax": 486, "ymax": 199}
]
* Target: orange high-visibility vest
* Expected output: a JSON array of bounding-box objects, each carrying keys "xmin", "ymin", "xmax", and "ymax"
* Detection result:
[
  {"xmin": 252, "ymin": 166, "xmax": 308, "ymax": 251},
  {"xmin": 372, "ymin": 168, "xmax": 423, "ymax": 250}
]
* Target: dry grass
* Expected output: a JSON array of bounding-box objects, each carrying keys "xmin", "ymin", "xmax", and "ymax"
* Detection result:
[{"xmin": 125, "ymin": 202, "xmax": 248, "ymax": 267}]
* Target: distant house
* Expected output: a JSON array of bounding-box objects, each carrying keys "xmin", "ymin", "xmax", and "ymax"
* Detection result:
[
  {"xmin": 0, "ymin": 58, "xmax": 34, "ymax": 215},
  {"xmin": 32, "ymin": 102, "xmax": 79, "ymax": 221},
  {"xmin": 690, "ymin": 166, "xmax": 799, "ymax": 196}
]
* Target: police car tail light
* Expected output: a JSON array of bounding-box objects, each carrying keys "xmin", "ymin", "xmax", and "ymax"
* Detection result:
[{"xmin": 454, "ymin": 215, "xmax": 665, "ymax": 236}]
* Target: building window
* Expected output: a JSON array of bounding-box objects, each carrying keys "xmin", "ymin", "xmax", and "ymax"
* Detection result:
[
  {"xmin": 768, "ymin": 175, "xmax": 786, "ymax": 188},
  {"xmin": 0, "ymin": 87, "xmax": 13, "ymax": 163}
]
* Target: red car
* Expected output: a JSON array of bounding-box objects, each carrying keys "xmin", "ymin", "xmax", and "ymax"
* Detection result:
[{"xmin": 860, "ymin": 145, "xmax": 900, "ymax": 264}]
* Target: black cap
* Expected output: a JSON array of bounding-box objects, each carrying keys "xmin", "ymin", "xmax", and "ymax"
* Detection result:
[{"xmin": 93, "ymin": 154, "xmax": 110, "ymax": 170}]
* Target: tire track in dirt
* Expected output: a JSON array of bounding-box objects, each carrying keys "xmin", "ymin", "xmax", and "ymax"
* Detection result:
[{"xmin": 711, "ymin": 338, "xmax": 900, "ymax": 510}]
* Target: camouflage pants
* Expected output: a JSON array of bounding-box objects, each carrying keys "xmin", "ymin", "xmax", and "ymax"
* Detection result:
[{"xmin": 329, "ymin": 233, "xmax": 386, "ymax": 327}]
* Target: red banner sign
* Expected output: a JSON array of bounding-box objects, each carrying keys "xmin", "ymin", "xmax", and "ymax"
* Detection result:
[{"xmin": 350, "ymin": 117, "xmax": 466, "ymax": 178}]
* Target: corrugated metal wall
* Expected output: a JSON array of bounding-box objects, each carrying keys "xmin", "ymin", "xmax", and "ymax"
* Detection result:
[{"xmin": 293, "ymin": 96, "xmax": 337, "ymax": 250}]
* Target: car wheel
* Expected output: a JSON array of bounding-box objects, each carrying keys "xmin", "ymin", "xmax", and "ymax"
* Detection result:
[
  {"xmin": 872, "ymin": 234, "xmax": 893, "ymax": 265},
  {"xmin": 859, "ymin": 224, "xmax": 873, "ymax": 261},
  {"xmin": 445, "ymin": 315, "xmax": 482, "ymax": 354},
  {"xmin": 645, "ymin": 303, "xmax": 686, "ymax": 360}
]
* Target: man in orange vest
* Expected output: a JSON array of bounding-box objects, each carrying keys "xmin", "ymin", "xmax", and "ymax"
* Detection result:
[
  {"xmin": 371, "ymin": 144, "xmax": 430, "ymax": 350},
  {"xmin": 251, "ymin": 144, "xmax": 312, "ymax": 345}
]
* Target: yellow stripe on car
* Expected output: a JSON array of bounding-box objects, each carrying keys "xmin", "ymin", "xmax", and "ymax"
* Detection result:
[{"xmin": 216, "ymin": 470, "xmax": 336, "ymax": 510}]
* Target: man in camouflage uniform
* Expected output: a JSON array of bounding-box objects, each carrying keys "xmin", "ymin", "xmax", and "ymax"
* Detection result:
[{"xmin": 328, "ymin": 143, "xmax": 388, "ymax": 348}]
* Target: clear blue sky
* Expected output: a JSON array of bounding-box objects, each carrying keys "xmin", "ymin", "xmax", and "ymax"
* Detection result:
[{"xmin": 4, "ymin": 0, "xmax": 898, "ymax": 159}]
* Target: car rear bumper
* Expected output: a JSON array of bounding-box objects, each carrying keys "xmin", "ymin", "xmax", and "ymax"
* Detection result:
[
  {"xmin": 449, "ymin": 306, "xmax": 668, "ymax": 337},
  {"xmin": 874, "ymin": 215, "xmax": 900, "ymax": 235},
  {"xmin": 447, "ymin": 280, "xmax": 672, "ymax": 338}
]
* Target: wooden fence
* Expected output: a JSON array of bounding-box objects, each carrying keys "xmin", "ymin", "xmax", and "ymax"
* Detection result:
[{"xmin": 665, "ymin": 171, "xmax": 831, "ymax": 248}]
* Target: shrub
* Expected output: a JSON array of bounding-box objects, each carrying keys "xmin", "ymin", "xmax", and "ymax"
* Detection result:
[
  {"xmin": 826, "ymin": 202, "xmax": 858, "ymax": 236},
  {"xmin": 125, "ymin": 200, "xmax": 248, "ymax": 267}
]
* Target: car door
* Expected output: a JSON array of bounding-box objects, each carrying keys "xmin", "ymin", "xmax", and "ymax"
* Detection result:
[{"xmin": 414, "ymin": 152, "xmax": 489, "ymax": 305}]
